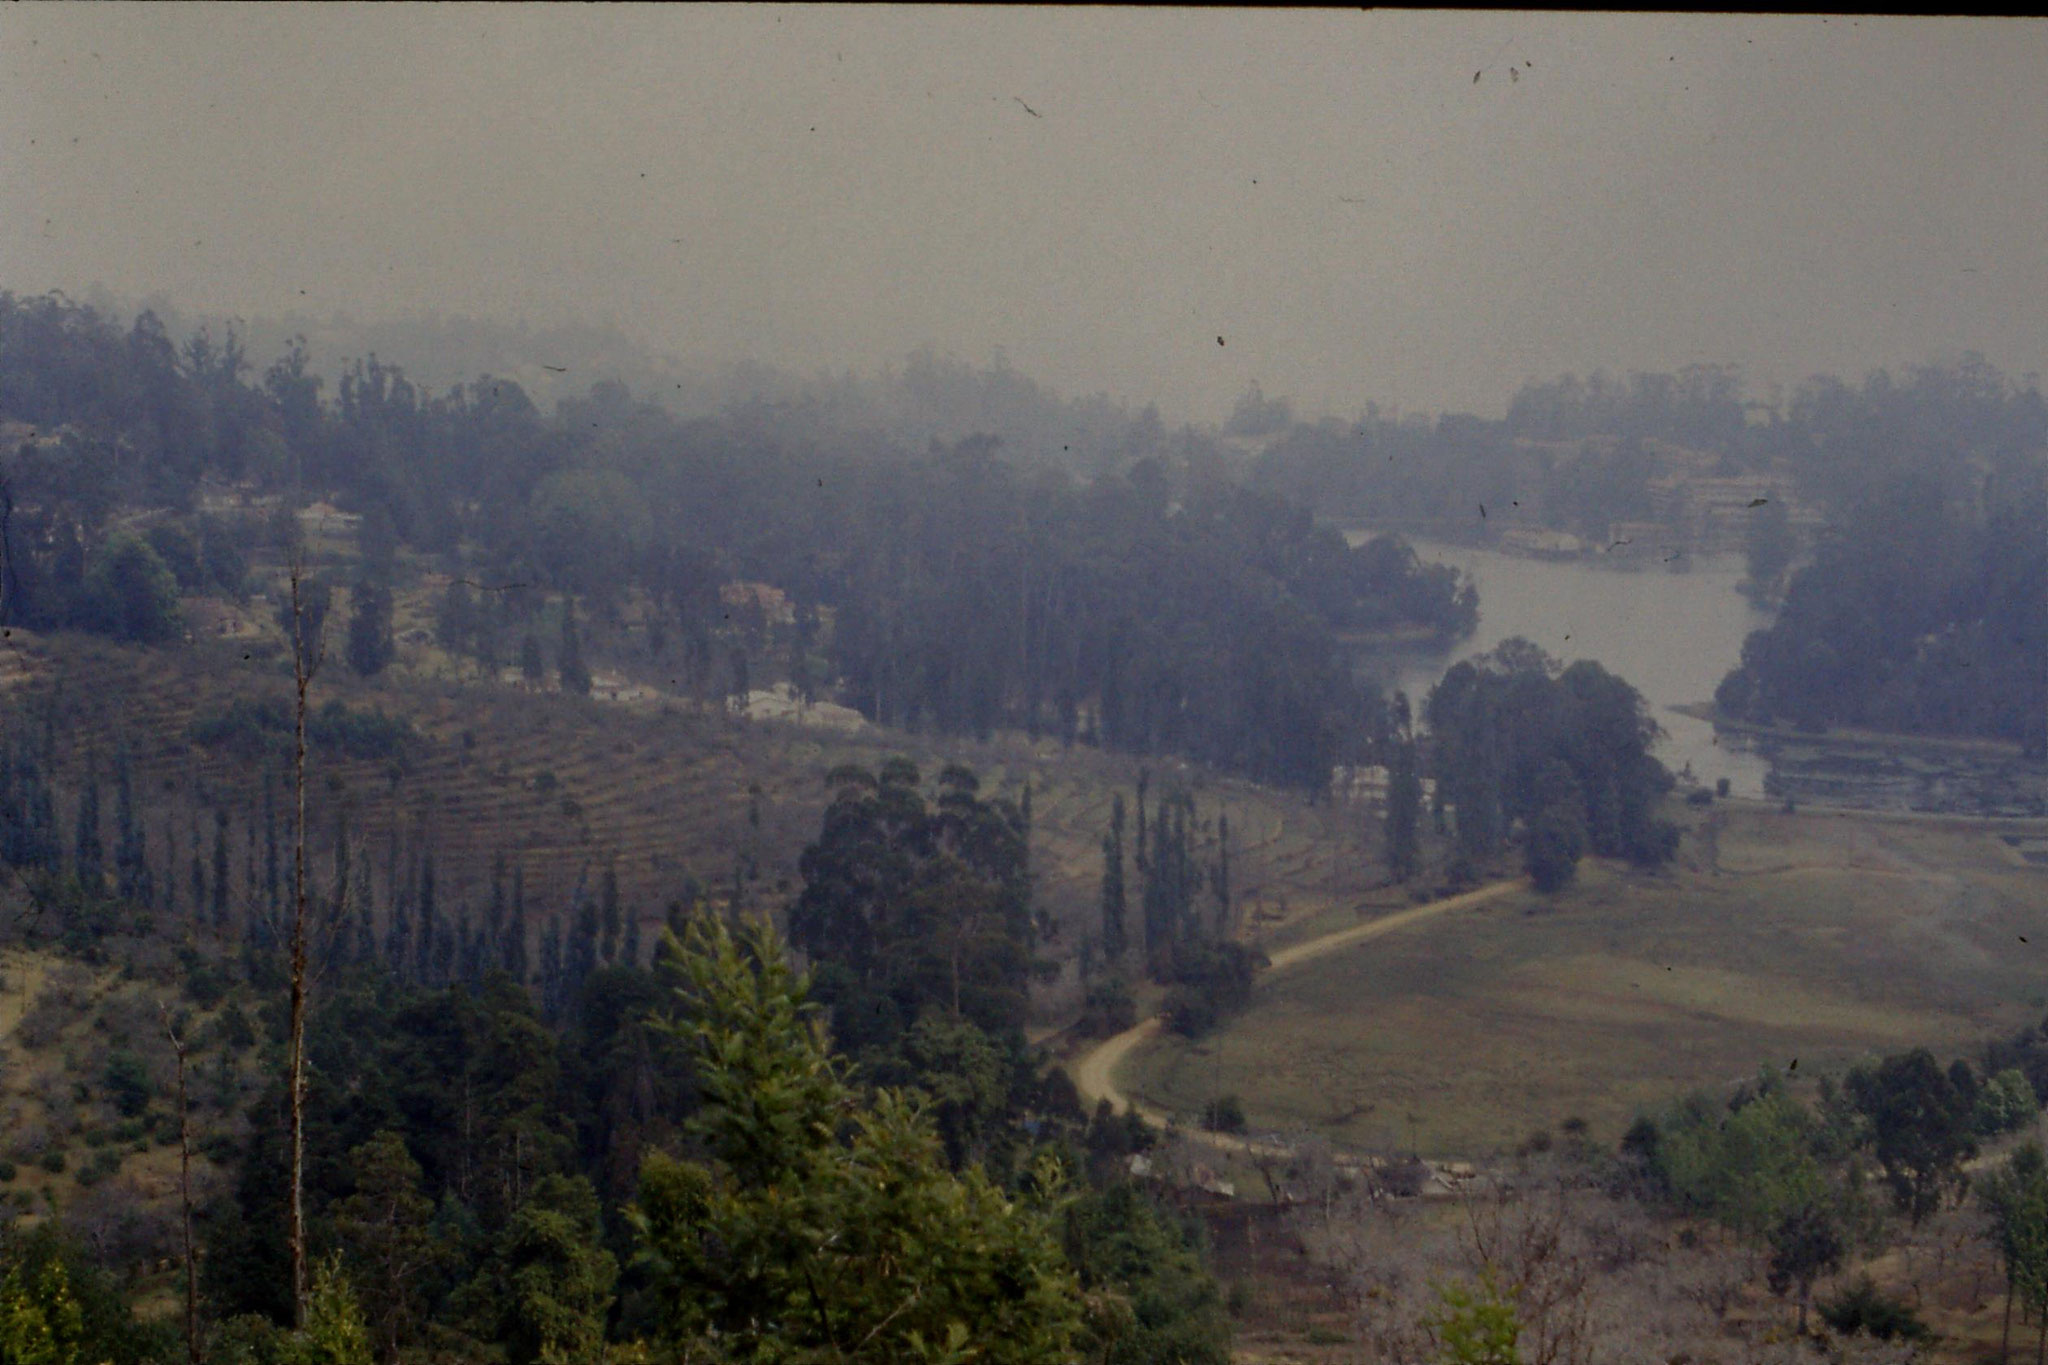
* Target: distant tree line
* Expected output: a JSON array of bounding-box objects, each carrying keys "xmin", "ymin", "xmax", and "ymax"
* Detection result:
[
  {"xmin": 1247, "ymin": 363, "xmax": 1744, "ymax": 542},
  {"xmin": 1718, "ymin": 457, "xmax": 2047, "ymax": 749},
  {"xmin": 0, "ymin": 290, "xmax": 1479, "ymax": 791},
  {"xmin": 1252, "ymin": 412, "xmax": 1667, "ymax": 544},
  {"xmin": 1249, "ymin": 357, "xmax": 2045, "ymax": 547}
]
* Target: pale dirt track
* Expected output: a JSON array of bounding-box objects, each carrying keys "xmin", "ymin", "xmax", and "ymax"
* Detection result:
[{"xmin": 1070, "ymin": 878, "xmax": 1525, "ymax": 1139}]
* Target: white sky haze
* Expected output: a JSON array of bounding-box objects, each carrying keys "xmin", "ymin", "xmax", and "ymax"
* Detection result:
[{"xmin": 3, "ymin": 6, "xmax": 2042, "ymax": 421}]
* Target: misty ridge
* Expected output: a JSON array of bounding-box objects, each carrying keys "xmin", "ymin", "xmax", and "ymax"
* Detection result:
[
  {"xmin": 84, "ymin": 292, "xmax": 1195, "ymax": 479},
  {"xmin": 4, "ymin": 9, "xmax": 2048, "ymax": 1365}
]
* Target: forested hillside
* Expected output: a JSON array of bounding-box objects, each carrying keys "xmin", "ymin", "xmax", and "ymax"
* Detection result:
[
  {"xmin": 21, "ymin": 285, "xmax": 2013, "ymax": 1365},
  {"xmin": 15, "ymin": 12, "xmax": 2048, "ymax": 1365},
  {"xmin": 1248, "ymin": 357, "xmax": 2044, "ymax": 558},
  {"xmin": 1713, "ymin": 363, "xmax": 2048, "ymax": 747},
  {"xmin": 1247, "ymin": 366, "xmax": 1752, "ymax": 539},
  {"xmin": 0, "ymin": 291, "xmax": 1473, "ymax": 792},
  {"xmin": 92, "ymin": 297, "xmax": 1212, "ymax": 478},
  {"xmin": 0, "ymin": 289, "xmax": 1475, "ymax": 1365}
]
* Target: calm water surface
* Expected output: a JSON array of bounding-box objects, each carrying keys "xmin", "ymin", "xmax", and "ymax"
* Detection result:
[{"xmin": 1345, "ymin": 534, "xmax": 1776, "ymax": 798}]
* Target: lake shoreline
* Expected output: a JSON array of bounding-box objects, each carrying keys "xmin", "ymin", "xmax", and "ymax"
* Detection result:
[
  {"xmin": 1333, "ymin": 522, "xmax": 1711, "ymax": 574},
  {"xmin": 1669, "ymin": 701, "xmax": 2029, "ymax": 760},
  {"xmin": 1332, "ymin": 623, "xmax": 1452, "ymax": 649}
]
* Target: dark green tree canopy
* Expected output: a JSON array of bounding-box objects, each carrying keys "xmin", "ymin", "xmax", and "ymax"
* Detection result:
[
  {"xmin": 1848, "ymin": 1047, "xmax": 1980, "ymax": 1226},
  {"xmin": 631, "ymin": 918, "xmax": 1085, "ymax": 1365},
  {"xmin": 344, "ymin": 581, "xmax": 395, "ymax": 677},
  {"xmin": 789, "ymin": 763, "xmax": 1037, "ymax": 1047},
  {"xmin": 1426, "ymin": 640, "xmax": 1676, "ymax": 872},
  {"xmin": 79, "ymin": 533, "xmax": 183, "ymax": 644}
]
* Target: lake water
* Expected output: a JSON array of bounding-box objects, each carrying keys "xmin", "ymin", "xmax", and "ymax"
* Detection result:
[{"xmin": 1343, "ymin": 534, "xmax": 1777, "ymax": 798}]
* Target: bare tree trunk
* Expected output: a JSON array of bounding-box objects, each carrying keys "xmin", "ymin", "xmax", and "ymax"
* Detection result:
[
  {"xmin": 286, "ymin": 556, "xmax": 314, "ymax": 1328},
  {"xmin": 160, "ymin": 1004, "xmax": 199, "ymax": 1365},
  {"xmin": 2005, "ymin": 1272, "xmax": 2015, "ymax": 1365}
]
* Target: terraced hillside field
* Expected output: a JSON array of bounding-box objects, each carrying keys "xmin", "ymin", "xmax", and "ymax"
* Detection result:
[
  {"xmin": 16, "ymin": 629, "xmax": 1383, "ymax": 1021},
  {"xmin": 1121, "ymin": 802, "xmax": 2048, "ymax": 1155}
]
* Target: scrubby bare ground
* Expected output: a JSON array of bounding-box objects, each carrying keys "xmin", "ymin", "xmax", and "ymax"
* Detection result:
[{"xmin": 1301, "ymin": 1158, "xmax": 1923, "ymax": 1365}]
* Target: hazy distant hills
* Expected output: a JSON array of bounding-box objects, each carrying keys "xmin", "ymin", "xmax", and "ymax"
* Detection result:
[{"xmin": 78, "ymin": 288, "xmax": 1200, "ymax": 478}]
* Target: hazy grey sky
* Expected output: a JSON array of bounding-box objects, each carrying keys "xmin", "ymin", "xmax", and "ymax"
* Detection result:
[{"xmin": 3, "ymin": 6, "xmax": 2043, "ymax": 422}]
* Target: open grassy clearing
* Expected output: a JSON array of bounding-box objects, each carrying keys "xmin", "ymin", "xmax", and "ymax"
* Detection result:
[{"xmin": 1123, "ymin": 803, "xmax": 2048, "ymax": 1158}]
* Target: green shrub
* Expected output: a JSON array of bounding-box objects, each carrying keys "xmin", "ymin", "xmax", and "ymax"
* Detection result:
[
  {"xmin": 102, "ymin": 1049, "xmax": 152, "ymax": 1118},
  {"xmin": 181, "ymin": 952, "xmax": 231, "ymax": 1008},
  {"xmin": 1201, "ymin": 1095, "xmax": 1247, "ymax": 1134},
  {"xmin": 0, "ymin": 1224, "xmax": 179, "ymax": 1362},
  {"xmin": 1977, "ymin": 1068, "xmax": 2039, "ymax": 1136},
  {"xmin": 1059, "ymin": 1182, "xmax": 1231, "ymax": 1365},
  {"xmin": 189, "ymin": 696, "xmax": 416, "ymax": 764},
  {"xmin": 1525, "ymin": 802, "xmax": 1586, "ymax": 892},
  {"xmin": 38, "ymin": 1149, "xmax": 64, "ymax": 1174},
  {"xmin": 308, "ymin": 700, "xmax": 414, "ymax": 762},
  {"xmin": 1818, "ymin": 1276, "xmax": 1931, "ymax": 1343},
  {"xmin": 1163, "ymin": 942, "xmax": 1264, "ymax": 1038},
  {"xmin": 1078, "ymin": 976, "xmax": 1136, "ymax": 1039},
  {"xmin": 187, "ymin": 694, "xmax": 292, "ymax": 757},
  {"xmin": 74, "ymin": 1148, "xmax": 122, "ymax": 1188},
  {"xmin": 145, "ymin": 521, "xmax": 204, "ymax": 589},
  {"xmin": 0, "ymin": 1160, "xmax": 15, "ymax": 1182},
  {"xmin": 216, "ymin": 1001, "xmax": 257, "ymax": 1050},
  {"xmin": 77, "ymin": 533, "xmax": 184, "ymax": 644},
  {"xmin": 1421, "ymin": 1270, "xmax": 1518, "ymax": 1364}
]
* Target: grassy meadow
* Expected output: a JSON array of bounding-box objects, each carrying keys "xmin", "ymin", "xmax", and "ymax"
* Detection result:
[{"xmin": 1123, "ymin": 802, "xmax": 2048, "ymax": 1158}]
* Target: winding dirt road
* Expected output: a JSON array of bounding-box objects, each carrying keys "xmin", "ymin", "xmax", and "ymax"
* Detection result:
[{"xmin": 1071, "ymin": 879, "xmax": 1525, "ymax": 1136}]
